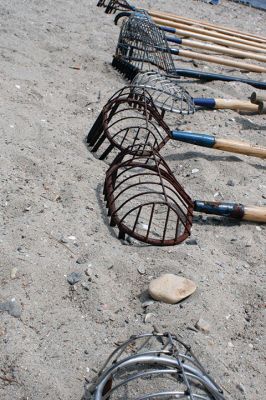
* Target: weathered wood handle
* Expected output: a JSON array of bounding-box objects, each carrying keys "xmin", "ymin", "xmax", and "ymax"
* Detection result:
[
  {"xmin": 214, "ymin": 138, "xmax": 266, "ymax": 159},
  {"xmin": 152, "ymin": 17, "xmax": 266, "ymax": 50},
  {"xmin": 243, "ymin": 206, "xmax": 266, "ymax": 222},
  {"xmin": 250, "ymin": 92, "xmax": 266, "ymax": 103},
  {"xmin": 214, "ymin": 99, "xmax": 259, "ymax": 112},
  {"xmin": 149, "ymin": 9, "xmax": 266, "ymax": 43},
  {"xmin": 160, "ymin": 25, "xmax": 266, "ymax": 54},
  {"xmin": 180, "ymin": 39, "xmax": 266, "ymax": 62},
  {"xmin": 177, "ymin": 49, "xmax": 266, "ymax": 73}
]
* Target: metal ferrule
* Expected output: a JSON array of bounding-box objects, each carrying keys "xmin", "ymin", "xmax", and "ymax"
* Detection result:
[{"xmin": 194, "ymin": 200, "xmax": 245, "ymax": 219}]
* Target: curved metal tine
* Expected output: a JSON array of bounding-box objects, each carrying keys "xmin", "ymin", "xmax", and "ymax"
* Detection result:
[
  {"xmin": 102, "ymin": 368, "xmax": 180, "ymax": 400},
  {"xmin": 100, "ymin": 334, "xmax": 155, "ymax": 370},
  {"xmin": 135, "ymin": 393, "xmax": 210, "ymax": 400}
]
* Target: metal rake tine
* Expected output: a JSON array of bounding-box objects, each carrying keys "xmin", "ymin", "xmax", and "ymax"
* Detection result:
[
  {"xmin": 87, "ymin": 110, "xmax": 104, "ymax": 145},
  {"xmin": 91, "ymin": 131, "xmax": 108, "ymax": 152}
]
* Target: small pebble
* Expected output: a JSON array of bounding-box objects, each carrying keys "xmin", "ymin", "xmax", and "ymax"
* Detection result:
[
  {"xmin": 67, "ymin": 272, "xmax": 82, "ymax": 285},
  {"xmin": 141, "ymin": 300, "xmax": 155, "ymax": 308},
  {"xmin": 256, "ymin": 226, "xmax": 262, "ymax": 231},
  {"xmin": 227, "ymin": 179, "xmax": 235, "ymax": 187},
  {"xmin": 236, "ymin": 383, "xmax": 246, "ymax": 394},
  {"xmin": 185, "ymin": 238, "xmax": 198, "ymax": 246},
  {"xmin": 10, "ymin": 267, "xmax": 18, "ymax": 279},
  {"xmin": 144, "ymin": 313, "xmax": 154, "ymax": 323},
  {"xmin": 76, "ymin": 254, "xmax": 89, "ymax": 264},
  {"xmin": 192, "ymin": 168, "xmax": 199, "ymax": 174},
  {"xmin": 195, "ymin": 318, "xmax": 211, "ymax": 334},
  {"xmin": 81, "ymin": 282, "xmax": 90, "ymax": 291},
  {"xmin": 137, "ymin": 265, "xmax": 146, "ymax": 275},
  {"xmin": 0, "ymin": 299, "xmax": 22, "ymax": 318}
]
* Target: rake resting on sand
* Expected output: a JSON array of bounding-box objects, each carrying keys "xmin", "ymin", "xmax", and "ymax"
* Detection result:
[
  {"xmin": 98, "ymin": 0, "xmax": 266, "ymax": 46},
  {"xmin": 103, "ymin": 146, "xmax": 266, "ymax": 246},
  {"xmin": 112, "ymin": 11, "xmax": 266, "ymax": 89},
  {"xmin": 87, "ymin": 87, "xmax": 266, "ymax": 160},
  {"xmin": 131, "ymin": 72, "xmax": 261, "ymax": 114},
  {"xmin": 86, "ymin": 331, "xmax": 226, "ymax": 399}
]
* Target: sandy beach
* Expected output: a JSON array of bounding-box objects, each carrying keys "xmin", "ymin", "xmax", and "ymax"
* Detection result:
[{"xmin": 0, "ymin": 0, "xmax": 265, "ymax": 398}]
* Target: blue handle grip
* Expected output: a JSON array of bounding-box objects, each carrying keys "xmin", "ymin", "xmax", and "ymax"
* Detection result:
[
  {"xmin": 194, "ymin": 201, "xmax": 245, "ymax": 219},
  {"xmin": 193, "ymin": 98, "xmax": 216, "ymax": 108},
  {"xmin": 171, "ymin": 131, "xmax": 215, "ymax": 148}
]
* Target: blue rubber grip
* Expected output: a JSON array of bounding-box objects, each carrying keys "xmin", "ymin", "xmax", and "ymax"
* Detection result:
[
  {"xmin": 159, "ymin": 25, "xmax": 176, "ymax": 34},
  {"xmin": 171, "ymin": 131, "xmax": 215, "ymax": 148},
  {"xmin": 194, "ymin": 201, "xmax": 245, "ymax": 219},
  {"xmin": 193, "ymin": 98, "xmax": 216, "ymax": 108},
  {"xmin": 166, "ymin": 35, "xmax": 182, "ymax": 45}
]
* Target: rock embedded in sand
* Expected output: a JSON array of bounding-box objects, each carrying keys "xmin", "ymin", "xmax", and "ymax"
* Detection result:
[
  {"xmin": 148, "ymin": 274, "xmax": 196, "ymax": 304},
  {"xmin": 195, "ymin": 318, "xmax": 211, "ymax": 334}
]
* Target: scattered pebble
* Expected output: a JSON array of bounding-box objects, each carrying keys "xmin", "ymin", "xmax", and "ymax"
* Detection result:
[
  {"xmin": 10, "ymin": 267, "xmax": 18, "ymax": 279},
  {"xmin": 148, "ymin": 274, "xmax": 196, "ymax": 304},
  {"xmin": 144, "ymin": 312, "xmax": 154, "ymax": 323},
  {"xmin": 0, "ymin": 298, "xmax": 22, "ymax": 318},
  {"xmin": 191, "ymin": 168, "xmax": 199, "ymax": 174},
  {"xmin": 67, "ymin": 272, "xmax": 82, "ymax": 285},
  {"xmin": 256, "ymin": 226, "xmax": 262, "ymax": 232},
  {"xmin": 141, "ymin": 300, "xmax": 154, "ymax": 308},
  {"xmin": 226, "ymin": 179, "xmax": 235, "ymax": 187},
  {"xmin": 185, "ymin": 238, "xmax": 198, "ymax": 246},
  {"xmin": 195, "ymin": 318, "xmax": 211, "ymax": 334},
  {"xmin": 68, "ymin": 236, "xmax": 76, "ymax": 240},
  {"xmin": 76, "ymin": 254, "xmax": 89, "ymax": 264},
  {"xmin": 236, "ymin": 383, "xmax": 246, "ymax": 394},
  {"xmin": 81, "ymin": 282, "xmax": 90, "ymax": 291},
  {"xmin": 137, "ymin": 265, "xmax": 146, "ymax": 275}
]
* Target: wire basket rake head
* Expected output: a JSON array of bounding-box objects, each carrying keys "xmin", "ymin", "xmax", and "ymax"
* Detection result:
[
  {"xmin": 87, "ymin": 86, "xmax": 172, "ymax": 160},
  {"xmin": 104, "ymin": 146, "xmax": 193, "ymax": 246},
  {"xmin": 97, "ymin": 0, "xmax": 132, "ymax": 14},
  {"xmin": 85, "ymin": 331, "xmax": 225, "ymax": 399},
  {"xmin": 131, "ymin": 72, "xmax": 195, "ymax": 116},
  {"xmin": 115, "ymin": 11, "xmax": 175, "ymax": 75}
]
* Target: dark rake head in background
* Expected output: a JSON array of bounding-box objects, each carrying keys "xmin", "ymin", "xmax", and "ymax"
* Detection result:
[
  {"xmin": 115, "ymin": 11, "xmax": 176, "ymax": 74},
  {"xmin": 97, "ymin": 0, "xmax": 133, "ymax": 13},
  {"xmin": 87, "ymin": 86, "xmax": 173, "ymax": 160},
  {"xmin": 103, "ymin": 146, "xmax": 193, "ymax": 246},
  {"xmin": 86, "ymin": 331, "xmax": 226, "ymax": 399}
]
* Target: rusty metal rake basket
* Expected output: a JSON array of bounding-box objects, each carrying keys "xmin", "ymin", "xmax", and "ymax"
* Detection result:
[
  {"xmin": 104, "ymin": 145, "xmax": 193, "ymax": 246},
  {"xmin": 85, "ymin": 331, "xmax": 226, "ymax": 399},
  {"xmin": 87, "ymin": 86, "xmax": 172, "ymax": 160}
]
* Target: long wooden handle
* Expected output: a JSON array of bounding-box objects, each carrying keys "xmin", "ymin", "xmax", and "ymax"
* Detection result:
[
  {"xmin": 171, "ymin": 131, "xmax": 266, "ymax": 158},
  {"xmin": 161, "ymin": 25, "xmax": 266, "ymax": 54},
  {"xmin": 177, "ymin": 49, "xmax": 266, "ymax": 73},
  {"xmin": 214, "ymin": 138, "xmax": 266, "ymax": 159},
  {"xmin": 181, "ymin": 39, "xmax": 266, "ymax": 62},
  {"xmin": 213, "ymin": 99, "xmax": 259, "ymax": 112},
  {"xmin": 148, "ymin": 9, "xmax": 266, "ymax": 43},
  {"xmin": 152, "ymin": 17, "xmax": 266, "ymax": 50},
  {"xmin": 243, "ymin": 206, "xmax": 266, "ymax": 222}
]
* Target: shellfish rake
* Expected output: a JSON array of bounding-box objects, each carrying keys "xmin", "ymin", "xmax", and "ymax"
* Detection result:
[
  {"xmin": 131, "ymin": 72, "xmax": 260, "ymax": 114},
  {"xmin": 85, "ymin": 331, "xmax": 225, "ymax": 399},
  {"xmin": 87, "ymin": 86, "xmax": 266, "ymax": 159},
  {"xmin": 112, "ymin": 11, "xmax": 266, "ymax": 89},
  {"xmin": 104, "ymin": 146, "xmax": 266, "ymax": 246}
]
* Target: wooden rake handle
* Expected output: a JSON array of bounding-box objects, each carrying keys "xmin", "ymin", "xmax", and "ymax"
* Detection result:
[{"xmin": 170, "ymin": 131, "xmax": 266, "ymax": 159}]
